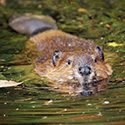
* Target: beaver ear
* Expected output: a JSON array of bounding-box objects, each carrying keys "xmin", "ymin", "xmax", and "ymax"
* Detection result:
[
  {"xmin": 52, "ymin": 50, "xmax": 61, "ymax": 66},
  {"xmin": 96, "ymin": 46, "xmax": 104, "ymax": 61}
]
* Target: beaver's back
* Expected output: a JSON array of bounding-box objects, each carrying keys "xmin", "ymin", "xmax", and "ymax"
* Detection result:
[{"xmin": 26, "ymin": 30, "xmax": 97, "ymax": 62}]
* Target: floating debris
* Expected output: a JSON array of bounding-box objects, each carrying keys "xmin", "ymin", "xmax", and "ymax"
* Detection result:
[
  {"xmin": 87, "ymin": 103, "xmax": 92, "ymax": 106},
  {"xmin": 4, "ymin": 102, "xmax": 7, "ymax": 105},
  {"xmin": 32, "ymin": 105, "xmax": 36, "ymax": 108},
  {"xmin": 103, "ymin": 101, "xmax": 110, "ymax": 105},
  {"xmin": 0, "ymin": 80, "xmax": 23, "ymax": 88},
  {"xmin": 16, "ymin": 108, "xmax": 19, "ymax": 111},
  {"xmin": 44, "ymin": 99, "xmax": 53, "ymax": 105},
  {"xmin": 42, "ymin": 116, "xmax": 47, "ymax": 119},
  {"xmin": 82, "ymin": 112, "xmax": 85, "ymax": 114},
  {"xmin": 64, "ymin": 108, "xmax": 68, "ymax": 112},
  {"xmin": 0, "ymin": 66, "xmax": 4, "ymax": 68},
  {"xmin": 78, "ymin": 8, "xmax": 88, "ymax": 13},
  {"xmin": 97, "ymin": 112, "xmax": 102, "ymax": 116},
  {"xmin": 107, "ymin": 42, "xmax": 123, "ymax": 47},
  {"xmin": 101, "ymin": 37, "xmax": 104, "ymax": 40}
]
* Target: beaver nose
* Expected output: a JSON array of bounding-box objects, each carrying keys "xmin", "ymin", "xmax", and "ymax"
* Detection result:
[
  {"xmin": 80, "ymin": 90, "xmax": 93, "ymax": 96},
  {"xmin": 78, "ymin": 65, "xmax": 91, "ymax": 76}
]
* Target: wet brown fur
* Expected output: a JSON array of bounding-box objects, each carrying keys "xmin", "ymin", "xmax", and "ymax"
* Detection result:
[
  {"xmin": 24, "ymin": 29, "xmax": 112, "ymax": 96},
  {"xmin": 26, "ymin": 30, "xmax": 97, "ymax": 60}
]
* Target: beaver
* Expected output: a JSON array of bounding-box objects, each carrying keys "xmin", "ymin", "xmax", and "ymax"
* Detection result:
[{"xmin": 9, "ymin": 14, "xmax": 112, "ymax": 96}]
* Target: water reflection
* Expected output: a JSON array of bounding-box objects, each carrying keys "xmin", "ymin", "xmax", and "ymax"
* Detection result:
[{"xmin": 0, "ymin": 79, "xmax": 125, "ymax": 124}]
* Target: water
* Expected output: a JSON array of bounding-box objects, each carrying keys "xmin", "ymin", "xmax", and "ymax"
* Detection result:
[
  {"xmin": 0, "ymin": 0, "xmax": 125, "ymax": 124},
  {"xmin": 0, "ymin": 82, "xmax": 125, "ymax": 124}
]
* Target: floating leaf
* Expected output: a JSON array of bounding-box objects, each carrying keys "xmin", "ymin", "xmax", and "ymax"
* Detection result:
[
  {"xmin": 78, "ymin": 8, "xmax": 88, "ymax": 13},
  {"xmin": 107, "ymin": 42, "xmax": 124, "ymax": 47},
  {"xmin": 0, "ymin": 80, "xmax": 22, "ymax": 88},
  {"xmin": 44, "ymin": 99, "xmax": 53, "ymax": 105}
]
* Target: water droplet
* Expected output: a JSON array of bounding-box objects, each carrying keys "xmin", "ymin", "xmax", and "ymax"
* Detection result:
[
  {"xmin": 97, "ymin": 112, "xmax": 102, "ymax": 116},
  {"xmin": 44, "ymin": 100, "xmax": 53, "ymax": 105},
  {"xmin": 42, "ymin": 116, "xmax": 47, "ymax": 119},
  {"xmin": 8, "ymin": 67, "xmax": 11, "ymax": 70},
  {"xmin": 101, "ymin": 37, "xmax": 104, "ymax": 40},
  {"xmin": 4, "ymin": 102, "xmax": 7, "ymax": 105},
  {"xmin": 32, "ymin": 105, "xmax": 36, "ymax": 108},
  {"xmin": 64, "ymin": 108, "xmax": 68, "ymax": 111},
  {"xmin": 103, "ymin": 101, "xmax": 110, "ymax": 104},
  {"xmin": 87, "ymin": 103, "xmax": 92, "ymax": 106},
  {"xmin": 1, "ymin": 66, "xmax": 4, "ymax": 68},
  {"xmin": 16, "ymin": 108, "xmax": 19, "ymax": 111}
]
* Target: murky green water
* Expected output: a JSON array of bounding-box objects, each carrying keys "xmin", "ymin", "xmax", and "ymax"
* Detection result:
[{"xmin": 0, "ymin": 0, "xmax": 125, "ymax": 124}]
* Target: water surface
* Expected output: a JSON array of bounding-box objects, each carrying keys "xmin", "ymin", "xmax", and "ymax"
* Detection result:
[{"xmin": 0, "ymin": 0, "xmax": 125, "ymax": 124}]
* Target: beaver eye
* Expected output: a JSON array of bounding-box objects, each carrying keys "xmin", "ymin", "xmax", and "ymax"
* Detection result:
[
  {"xmin": 67, "ymin": 59, "xmax": 72, "ymax": 65},
  {"xmin": 94, "ymin": 58, "xmax": 97, "ymax": 63},
  {"xmin": 96, "ymin": 46, "xmax": 104, "ymax": 61},
  {"xmin": 52, "ymin": 50, "xmax": 61, "ymax": 66},
  {"xmin": 91, "ymin": 55, "xmax": 97, "ymax": 63}
]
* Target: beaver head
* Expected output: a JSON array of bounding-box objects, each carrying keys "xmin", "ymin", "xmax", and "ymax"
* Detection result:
[{"xmin": 34, "ymin": 46, "xmax": 112, "ymax": 96}]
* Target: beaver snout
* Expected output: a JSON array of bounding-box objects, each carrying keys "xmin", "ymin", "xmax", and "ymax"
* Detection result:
[
  {"xmin": 80, "ymin": 90, "xmax": 93, "ymax": 96},
  {"xmin": 78, "ymin": 65, "xmax": 92, "ymax": 76}
]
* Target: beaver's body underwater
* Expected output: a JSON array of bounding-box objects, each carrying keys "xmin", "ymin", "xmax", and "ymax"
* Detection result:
[{"xmin": 9, "ymin": 14, "xmax": 112, "ymax": 96}]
